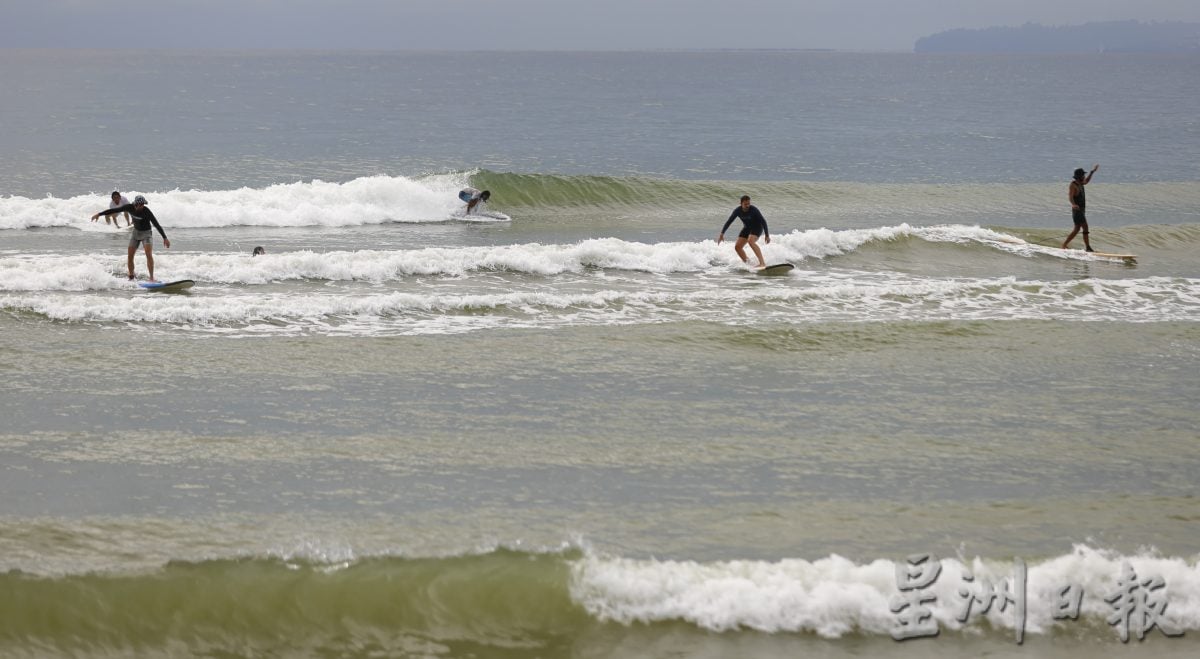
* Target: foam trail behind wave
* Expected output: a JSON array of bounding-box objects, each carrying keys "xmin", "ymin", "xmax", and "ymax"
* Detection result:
[
  {"xmin": 0, "ymin": 173, "xmax": 490, "ymax": 230},
  {"xmin": 4, "ymin": 275, "xmax": 1196, "ymax": 334},
  {"xmin": 572, "ymin": 545, "xmax": 1200, "ymax": 638},
  {"xmin": 4, "ymin": 543, "xmax": 1196, "ymax": 646},
  {"xmin": 0, "ymin": 224, "xmax": 1037, "ymax": 288},
  {"xmin": 6, "ymin": 175, "xmax": 1199, "ymax": 231}
]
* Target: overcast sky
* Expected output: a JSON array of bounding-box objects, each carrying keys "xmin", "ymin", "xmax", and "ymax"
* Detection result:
[{"xmin": 3, "ymin": 0, "xmax": 1198, "ymax": 51}]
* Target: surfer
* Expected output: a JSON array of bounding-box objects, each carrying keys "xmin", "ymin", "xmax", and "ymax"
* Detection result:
[
  {"xmin": 252, "ymin": 246, "xmax": 266, "ymax": 256},
  {"xmin": 717, "ymin": 195, "xmax": 771, "ymax": 269},
  {"xmin": 1063, "ymin": 164, "xmax": 1099, "ymax": 251},
  {"xmin": 91, "ymin": 195, "xmax": 171, "ymax": 282},
  {"xmin": 92, "ymin": 191, "xmax": 132, "ymax": 227},
  {"xmin": 458, "ymin": 187, "xmax": 491, "ymax": 215}
]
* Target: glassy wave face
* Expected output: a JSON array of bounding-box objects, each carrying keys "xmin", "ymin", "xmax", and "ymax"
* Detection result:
[{"xmin": 4, "ymin": 172, "xmax": 1199, "ymax": 230}]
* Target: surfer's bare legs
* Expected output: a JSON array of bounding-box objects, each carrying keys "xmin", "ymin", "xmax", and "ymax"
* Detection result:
[
  {"xmin": 126, "ymin": 244, "xmax": 137, "ymax": 280},
  {"xmin": 733, "ymin": 236, "xmax": 750, "ymax": 264},
  {"xmin": 144, "ymin": 242, "xmax": 156, "ymax": 282},
  {"xmin": 736, "ymin": 234, "xmax": 767, "ymax": 268},
  {"xmin": 1062, "ymin": 223, "xmax": 1092, "ymax": 251}
]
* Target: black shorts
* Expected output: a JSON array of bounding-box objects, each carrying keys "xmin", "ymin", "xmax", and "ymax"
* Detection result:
[
  {"xmin": 1072, "ymin": 209, "xmax": 1087, "ymax": 226},
  {"xmin": 738, "ymin": 224, "xmax": 763, "ymax": 239}
]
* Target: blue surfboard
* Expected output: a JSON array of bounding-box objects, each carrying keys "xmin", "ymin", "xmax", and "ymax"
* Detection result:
[{"xmin": 139, "ymin": 279, "xmax": 195, "ymax": 291}]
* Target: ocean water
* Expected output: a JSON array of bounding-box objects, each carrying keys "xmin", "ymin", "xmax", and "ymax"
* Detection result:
[{"xmin": 1, "ymin": 50, "xmax": 1199, "ymax": 657}]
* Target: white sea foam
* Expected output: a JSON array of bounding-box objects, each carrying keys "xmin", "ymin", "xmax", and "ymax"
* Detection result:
[
  {"xmin": 3, "ymin": 273, "xmax": 1196, "ymax": 334},
  {"xmin": 0, "ymin": 173, "xmax": 495, "ymax": 230},
  {"xmin": 3, "ymin": 224, "xmax": 1196, "ymax": 332},
  {"xmin": 5, "ymin": 177, "xmax": 1197, "ymax": 231},
  {"xmin": 0, "ymin": 224, "xmax": 1060, "ymax": 286},
  {"xmin": 569, "ymin": 545, "xmax": 1200, "ymax": 638}
]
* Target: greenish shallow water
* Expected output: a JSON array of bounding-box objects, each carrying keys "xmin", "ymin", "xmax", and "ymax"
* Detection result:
[
  {"xmin": 3, "ymin": 319, "xmax": 1197, "ymax": 561},
  {"xmin": 2, "ymin": 50, "xmax": 1199, "ymax": 656}
]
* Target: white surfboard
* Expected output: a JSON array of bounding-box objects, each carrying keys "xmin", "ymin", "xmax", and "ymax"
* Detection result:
[
  {"xmin": 450, "ymin": 209, "xmax": 511, "ymax": 222},
  {"xmin": 1061, "ymin": 248, "xmax": 1137, "ymax": 262}
]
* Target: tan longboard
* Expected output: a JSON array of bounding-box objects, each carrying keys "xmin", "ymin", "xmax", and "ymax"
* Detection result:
[{"xmin": 1068, "ymin": 249, "xmax": 1137, "ymax": 262}]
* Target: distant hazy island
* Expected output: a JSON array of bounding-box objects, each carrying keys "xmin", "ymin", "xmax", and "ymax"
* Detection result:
[{"xmin": 915, "ymin": 20, "xmax": 1200, "ymax": 53}]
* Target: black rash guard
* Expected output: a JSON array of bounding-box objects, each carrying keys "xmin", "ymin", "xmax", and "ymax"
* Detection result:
[
  {"xmin": 1072, "ymin": 181, "xmax": 1086, "ymax": 212},
  {"xmin": 721, "ymin": 205, "xmax": 769, "ymax": 238},
  {"xmin": 99, "ymin": 204, "xmax": 167, "ymax": 240}
]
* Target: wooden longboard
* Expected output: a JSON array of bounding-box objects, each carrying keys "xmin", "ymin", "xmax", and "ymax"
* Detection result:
[
  {"xmin": 1063, "ymin": 249, "xmax": 1137, "ymax": 262},
  {"xmin": 1087, "ymin": 251, "xmax": 1137, "ymax": 261}
]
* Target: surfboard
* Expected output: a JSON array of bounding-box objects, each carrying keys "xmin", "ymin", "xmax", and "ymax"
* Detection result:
[
  {"xmin": 1087, "ymin": 251, "xmax": 1137, "ymax": 262},
  {"xmin": 139, "ymin": 279, "xmax": 195, "ymax": 291},
  {"xmin": 450, "ymin": 209, "xmax": 511, "ymax": 222},
  {"xmin": 1061, "ymin": 249, "xmax": 1137, "ymax": 262},
  {"xmin": 756, "ymin": 263, "xmax": 795, "ymax": 276}
]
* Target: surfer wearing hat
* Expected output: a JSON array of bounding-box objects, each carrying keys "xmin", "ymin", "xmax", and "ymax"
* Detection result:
[
  {"xmin": 1063, "ymin": 164, "xmax": 1099, "ymax": 251},
  {"xmin": 718, "ymin": 195, "xmax": 771, "ymax": 269},
  {"xmin": 91, "ymin": 194, "xmax": 171, "ymax": 282}
]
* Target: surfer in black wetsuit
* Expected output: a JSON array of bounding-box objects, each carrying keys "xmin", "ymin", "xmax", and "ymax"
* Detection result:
[
  {"xmin": 717, "ymin": 195, "xmax": 770, "ymax": 268},
  {"xmin": 91, "ymin": 194, "xmax": 171, "ymax": 281},
  {"xmin": 1063, "ymin": 164, "xmax": 1098, "ymax": 251}
]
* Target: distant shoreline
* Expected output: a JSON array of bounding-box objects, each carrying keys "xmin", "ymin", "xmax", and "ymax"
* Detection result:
[{"xmin": 915, "ymin": 20, "xmax": 1200, "ymax": 54}]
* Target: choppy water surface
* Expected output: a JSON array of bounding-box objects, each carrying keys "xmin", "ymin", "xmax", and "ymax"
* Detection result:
[{"xmin": 1, "ymin": 51, "xmax": 1198, "ymax": 657}]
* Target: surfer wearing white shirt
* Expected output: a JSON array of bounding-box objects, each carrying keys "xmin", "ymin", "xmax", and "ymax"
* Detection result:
[
  {"xmin": 458, "ymin": 187, "xmax": 492, "ymax": 215},
  {"xmin": 717, "ymin": 195, "xmax": 771, "ymax": 269},
  {"xmin": 93, "ymin": 191, "xmax": 132, "ymax": 227}
]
